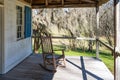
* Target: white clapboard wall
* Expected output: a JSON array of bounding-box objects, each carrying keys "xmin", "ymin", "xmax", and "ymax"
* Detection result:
[
  {"xmin": 0, "ymin": 6, "xmax": 3, "ymax": 74},
  {"xmin": 115, "ymin": 0, "xmax": 120, "ymax": 80}
]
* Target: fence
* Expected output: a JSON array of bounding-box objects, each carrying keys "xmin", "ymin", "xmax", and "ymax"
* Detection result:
[{"xmin": 32, "ymin": 36, "xmax": 114, "ymax": 56}]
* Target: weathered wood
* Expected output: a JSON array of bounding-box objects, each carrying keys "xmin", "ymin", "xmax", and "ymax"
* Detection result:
[
  {"xmin": 96, "ymin": 39, "xmax": 115, "ymax": 56},
  {"xmin": 40, "ymin": 34, "xmax": 66, "ymax": 72},
  {"xmin": 96, "ymin": 1, "xmax": 99, "ymax": 59},
  {"xmin": 31, "ymin": 0, "xmax": 109, "ymax": 8},
  {"xmin": 0, "ymin": 54, "xmax": 114, "ymax": 80},
  {"xmin": 61, "ymin": 0, "xmax": 64, "ymax": 6},
  {"xmin": 18, "ymin": 0, "xmax": 31, "ymax": 5},
  {"xmin": 32, "ymin": 36, "xmax": 96, "ymax": 40},
  {"xmin": 32, "ymin": 3, "xmax": 96, "ymax": 8},
  {"xmin": 97, "ymin": 39, "xmax": 114, "ymax": 52},
  {"xmin": 76, "ymin": 37, "xmax": 96, "ymax": 40},
  {"xmin": 45, "ymin": 0, "xmax": 48, "ymax": 6}
]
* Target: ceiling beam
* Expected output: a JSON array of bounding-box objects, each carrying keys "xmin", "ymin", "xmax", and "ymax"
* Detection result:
[
  {"xmin": 45, "ymin": 0, "xmax": 48, "ymax": 6},
  {"xmin": 81, "ymin": 0, "xmax": 96, "ymax": 3},
  {"xmin": 62, "ymin": 0, "xmax": 64, "ymax": 6},
  {"xmin": 18, "ymin": 0, "xmax": 31, "ymax": 5},
  {"xmin": 32, "ymin": 3, "xmax": 96, "ymax": 9},
  {"xmin": 31, "ymin": 0, "xmax": 109, "ymax": 8}
]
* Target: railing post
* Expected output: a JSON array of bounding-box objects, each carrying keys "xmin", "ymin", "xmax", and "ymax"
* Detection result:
[
  {"xmin": 96, "ymin": 39, "xmax": 99, "ymax": 58},
  {"xmin": 96, "ymin": 1, "xmax": 99, "ymax": 59},
  {"xmin": 114, "ymin": 0, "xmax": 120, "ymax": 80}
]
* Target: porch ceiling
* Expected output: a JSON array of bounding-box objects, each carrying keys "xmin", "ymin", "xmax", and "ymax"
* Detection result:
[{"xmin": 23, "ymin": 0, "xmax": 109, "ymax": 8}]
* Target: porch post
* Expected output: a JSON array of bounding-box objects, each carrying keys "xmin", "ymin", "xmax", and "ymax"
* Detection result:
[
  {"xmin": 114, "ymin": 0, "xmax": 120, "ymax": 80},
  {"xmin": 96, "ymin": 1, "xmax": 99, "ymax": 58}
]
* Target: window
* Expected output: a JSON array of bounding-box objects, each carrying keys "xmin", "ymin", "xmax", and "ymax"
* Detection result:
[{"xmin": 16, "ymin": 6, "xmax": 24, "ymax": 40}]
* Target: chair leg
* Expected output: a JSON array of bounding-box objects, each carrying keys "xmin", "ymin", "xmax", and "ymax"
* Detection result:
[
  {"xmin": 63, "ymin": 58, "xmax": 66, "ymax": 67},
  {"xmin": 62, "ymin": 50, "xmax": 66, "ymax": 67},
  {"xmin": 52, "ymin": 56, "xmax": 57, "ymax": 72},
  {"xmin": 43, "ymin": 55, "xmax": 47, "ymax": 68}
]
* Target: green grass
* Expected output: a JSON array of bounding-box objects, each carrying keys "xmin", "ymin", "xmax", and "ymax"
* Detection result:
[{"xmin": 37, "ymin": 45, "xmax": 114, "ymax": 74}]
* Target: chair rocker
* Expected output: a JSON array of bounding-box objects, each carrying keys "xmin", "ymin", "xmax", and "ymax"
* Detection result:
[{"xmin": 40, "ymin": 34, "xmax": 66, "ymax": 72}]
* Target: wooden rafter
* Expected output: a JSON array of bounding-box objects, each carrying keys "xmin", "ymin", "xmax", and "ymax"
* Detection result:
[
  {"xmin": 31, "ymin": 0, "xmax": 109, "ymax": 8},
  {"xmin": 32, "ymin": 3, "xmax": 96, "ymax": 8},
  {"xmin": 62, "ymin": 0, "xmax": 64, "ymax": 6},
  {"xmin": 18, "ymin": 0, "xmax": 31, "ymax": 5},
  {"xmin": 45, "ymin": 0, "xmax": 48, "ymax": 6},
  {"xmin": 81, "ymin": 0, "xmax": 95, "ymax": 3}
]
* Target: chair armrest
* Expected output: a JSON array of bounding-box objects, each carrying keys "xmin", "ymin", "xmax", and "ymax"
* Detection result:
[{"xmin": 53, "ymin": 49, "xmax": 65, "ymax": 57}]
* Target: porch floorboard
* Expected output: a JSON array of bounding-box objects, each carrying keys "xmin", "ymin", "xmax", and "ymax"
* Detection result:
[{"xmin": 0, "ymin": 54, "xmax": 114, "ymax": 80}]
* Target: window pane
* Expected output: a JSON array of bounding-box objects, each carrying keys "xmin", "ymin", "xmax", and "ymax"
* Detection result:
[{"xmin": 16, "ymin": 5, "xmax": 23, "ymax": 40}]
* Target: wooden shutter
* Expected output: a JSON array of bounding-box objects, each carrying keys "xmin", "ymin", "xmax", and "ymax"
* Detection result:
[{"xmin": 24, "ymin": 6, "xmax": 32, "ymax": 38}]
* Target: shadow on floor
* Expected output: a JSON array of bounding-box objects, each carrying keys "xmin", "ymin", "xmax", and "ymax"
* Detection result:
[
  {"xmin": 66, "ymin": 56, "xmax": 104, "ymax": 80},
  {"xmin": 0, "ymin": 54, "xmax": 55, "ymax": 80},
  {"xmin": 0, "ymin": 54, "xmax": 113, "ymax": 80}
]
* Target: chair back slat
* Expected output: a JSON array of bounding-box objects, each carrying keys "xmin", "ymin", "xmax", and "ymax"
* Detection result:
[{"xmin": 41, "ymin": 35, "xmax": 53, "ymax": 54}]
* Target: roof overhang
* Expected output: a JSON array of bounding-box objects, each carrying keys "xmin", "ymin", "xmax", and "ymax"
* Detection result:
[{"xmin": 20, "ymin": 0, "xmax": 109, "ymax": 8}]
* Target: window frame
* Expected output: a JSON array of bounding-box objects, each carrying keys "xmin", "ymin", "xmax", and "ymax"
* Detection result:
[{"xmin": 16, "ymin": 4, "xmax": 24, "ymax": 40}]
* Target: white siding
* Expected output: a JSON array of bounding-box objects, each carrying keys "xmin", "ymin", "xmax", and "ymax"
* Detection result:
[
  {"xmin": 115, "ymin": 0, "xmax": 120, "ymax": 80},
  {"xmin": 3, "ymin": 0, "xmax": 32, "ymax": 74},
  {"xmin": 0, "ymin": 7, "xmax": 4, "ymax": 74},
  {"xmin": 116, "ymin": 57, "xmax": 120, "ymax": 80}
]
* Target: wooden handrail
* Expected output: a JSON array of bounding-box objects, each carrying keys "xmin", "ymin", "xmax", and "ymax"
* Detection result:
[
  {"xmin": 32, "ymin": 36, "xmax": 95, "ymax": 40},
  {"xmin": 97, "ymin": 39, "xmax": 114, "ymax": 51},
  {"xmin": 33, "ymin": 36, "xmax": 116, "ymax": 56},
  {"xmin": 76, "ymin": 37, "xmax": 96, "ymax": 40},
  {"xmin": 32, "ymin": 36, "xmax": 76, "ymax": 39}
]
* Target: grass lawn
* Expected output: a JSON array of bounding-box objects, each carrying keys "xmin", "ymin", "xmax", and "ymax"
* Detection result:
[{"xmin": 37, "ymin": 45, "xmax": 114, "ymax": 74}]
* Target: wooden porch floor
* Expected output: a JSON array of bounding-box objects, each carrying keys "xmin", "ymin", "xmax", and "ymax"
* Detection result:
[{"xmin": 0, "ymin": 54, "xmax": 114, "ymax": 80}]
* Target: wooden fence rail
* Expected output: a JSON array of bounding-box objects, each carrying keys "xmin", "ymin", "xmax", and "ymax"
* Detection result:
[
  {"xmin": 97, "ymin": 39, "xmax": 114, "ymax": 51},
  {"xmin": 32, "ymin": 36, "xmax": 115, "ymax": 55},
  {"xmin": 97, "ymin": 39, "xmax": 114, "ymax": 55},
  {"xmin": 32, "ymin": 36, "xmax": 96, "ymax": 40}
]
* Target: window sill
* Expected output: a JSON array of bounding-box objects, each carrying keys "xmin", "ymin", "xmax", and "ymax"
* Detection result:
[{"xmin": 17, "ymin": 37, "xmax": 25, "ymax": 41}]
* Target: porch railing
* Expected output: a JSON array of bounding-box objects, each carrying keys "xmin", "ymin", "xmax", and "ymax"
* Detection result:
[
  {"xmin": 32, "ymin": 36, "xmax": 114, "ymax": 57},
  {"xmin": 97, "ymin": 39, "xmax": 114, "ymax": 55}
]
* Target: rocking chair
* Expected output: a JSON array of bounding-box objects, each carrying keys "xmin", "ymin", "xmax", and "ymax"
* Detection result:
[{"xmin": 40, "ymin": 34, "xmax": 66, "ymax": 72}]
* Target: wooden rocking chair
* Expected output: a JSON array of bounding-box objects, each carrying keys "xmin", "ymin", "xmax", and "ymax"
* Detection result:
[{"xmin": 40, "ymin": 34, "xmax": 66, "ymax": 72}]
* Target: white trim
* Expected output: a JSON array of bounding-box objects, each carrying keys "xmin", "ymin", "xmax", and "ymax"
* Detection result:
[
  {"xmin": 0, "ymin": 6, "xmax": 4, "ymax": 74},
  {"xmin": 16, "ymin": 3, "xmax": 25, "ymax": 40},
  {"xmin": 17, "ymin": 0, "xmax": 31, "ymax": 8}
]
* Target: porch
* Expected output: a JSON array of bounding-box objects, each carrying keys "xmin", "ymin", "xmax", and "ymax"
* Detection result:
[{"xmin": 0, "ymin": 54, "xmax": 113, "ymax": 80}]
